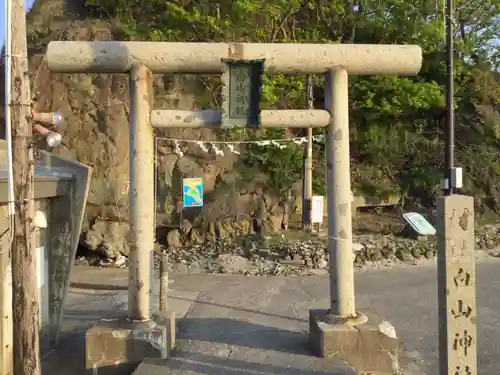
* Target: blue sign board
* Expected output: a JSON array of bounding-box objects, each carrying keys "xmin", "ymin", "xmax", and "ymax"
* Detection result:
[{"xmin": 183, "ymin": 178, "xmax": 203, "ymax": 208}]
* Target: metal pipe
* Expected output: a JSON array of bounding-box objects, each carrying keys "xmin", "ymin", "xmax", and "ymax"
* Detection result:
[
  {"xmin": 46, "ymin": 42, "xmax": 423, "ymax": 76},
  {"xmin": 444, "ymin": 0, "xmax": 454, "ymax": 195},
  {"xmin": 304, "ymin": 127, "xmax": 313, "ymax": 230},
  {"xmin": 2, "ymin": 2, "xmax": 14, "ymax": 372},
  {"xmin": 151, "ymin": 109, "xmax": 331, "ymax": 128},
  {"xmin": 159, "ymin": 253, "xmax": 168, "ymax": 313},
  {"xmin": 5, "ymin": 0, "xmax": 14, "ymax": 217},
  {"xmin": 303, "ymin": 75, "xmax": 314, "ymax": 231},
  {"xmin": 325, "ymin": 68, "xmax": 356, "ymax": 318},
  {"xmin": 128, "ymin": 64, "xmax": 155, "ymax": 322},
  {"xmin": 31, "ymin": 125, "xmax": 62, "ymax": 148},
  {"xmin": 31, "ymin": 111, "xmax": 64, "ymax": 126}
]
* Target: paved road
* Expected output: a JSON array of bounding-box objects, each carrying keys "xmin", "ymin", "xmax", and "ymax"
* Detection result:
[
  {"xmin": 135, "ymin": 258, "xmax": 500, "ymax": 375},
  {"xmin": 40, "ymin": 267, "xmax": 199, "ymax": 375},
  {"xmin": 42, "ymin": 258, "xmax": 500, "ymax": 374}
]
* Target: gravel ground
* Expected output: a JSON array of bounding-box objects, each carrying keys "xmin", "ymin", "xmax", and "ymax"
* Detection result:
[{"xmin": 75, "ymin": 226, "xmax": 500, "ymax": 276}]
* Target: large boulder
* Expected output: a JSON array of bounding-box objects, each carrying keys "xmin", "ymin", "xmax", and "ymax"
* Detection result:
[{"xmin": 85, "ymin": 219, "xmax": 130, "ymax": 258}]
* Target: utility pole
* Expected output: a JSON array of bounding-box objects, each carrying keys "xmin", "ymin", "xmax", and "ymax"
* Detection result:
[
  {"xmin": 444, "ymin": 0, "xmax": 455, "ymax": 196},
  {"xmin": 302, "ymin": 75, "xmax": 313, "ymax": 231},
  {"xmin": 436, "ymin": 0, "xmax": 477, "ymax": 374},
  {"xmin": 10, "ymin": 0, "xmax": 41, "ymax": 374}
]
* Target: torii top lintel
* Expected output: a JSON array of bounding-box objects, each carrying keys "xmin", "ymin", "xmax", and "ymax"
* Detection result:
[{"xmin": 46, "ymin": 41, "xmax": 422, "ymax": 76}]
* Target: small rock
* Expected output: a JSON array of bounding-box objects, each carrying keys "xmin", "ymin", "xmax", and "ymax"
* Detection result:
[
  {"xmin": 190, "ymin": 228, "xmax": 204, "ymax": 244},
  {"xmin": 370, "ymin": 248, "xmax": 383, "ymax": 261},
  {"xmin": 181, "ymin": 219, "xmax": 193, "ymax": 235},
  {"xmin": 486, "ymin": 239, "xmax": 495, "ymax": 249},
  {"xmin": 352, "ymin": 243, "xmax": 364, "ymax": 252},
  {"xmin": 258, "ymin": 248, "xmax": 270, "ymax": 257},
  {"xmin": 167, "ymin": 229, "xmax": 182, "ymax": 249},
  {"xmin": 395, "ymin": 248, "xmax": 413, "ymax": 262},
  {"xmin": 424, "ymin": 250, "xmax": 434, "ymax": 259},
  {"xmin": 217, "ymin": 254, "xmax": 249, "ymax": 274},
  {"xmin": 411, "ymin": 247, "xmax": 422, "ymax": 259},
  {"xmin": 98, "ymin": 258, "xmax": 113, "ymax": 267},
  {"xmin": 265, "ymin": 214, "xmax": 283, "ymax": 233},
  {"xmin": 114, "ymin": 255, "xmax": 127, "ymax": 268},
  {"xmin": 74, "ymin": 256, "xmax": 89, "ymax": 266},
  {"xmin": 101, "ymin": 220, "xmax": 130, "ymax": 258},
  {"xmin": 317, "ymin": 257, "xmax": 328, "ymax": 269}
]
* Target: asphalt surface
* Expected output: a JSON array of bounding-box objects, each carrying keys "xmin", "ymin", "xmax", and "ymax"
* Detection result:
[
  {"xmin": 42, "ymin": 258, "xmax": 500, "ymax": 375},
  {"xmin": 135, "ymin": 258, "xmax": 500, "ymax": 375},
  {"xmin": 40, "ymin": 267, "xmax": 199, "ymax": 375}
]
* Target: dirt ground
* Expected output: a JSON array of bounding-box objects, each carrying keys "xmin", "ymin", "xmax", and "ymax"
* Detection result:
[{"xmin": 288, "ymin": 207, "xmax": 408, "ymax": 236}]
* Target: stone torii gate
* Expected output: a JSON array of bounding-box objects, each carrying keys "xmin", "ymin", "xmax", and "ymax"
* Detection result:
[{"xmin": 46, "ymin": 41, "xmax": 422, "ymax": 374}]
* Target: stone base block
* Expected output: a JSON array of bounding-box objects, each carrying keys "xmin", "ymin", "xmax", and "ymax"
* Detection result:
[
  {"xmin": 86, "ymin": 311, "xmax": 176, "ymax": 374},
  {"xmin": 309, "ymin": 309, "xmax": 399, "ymax": 375}
]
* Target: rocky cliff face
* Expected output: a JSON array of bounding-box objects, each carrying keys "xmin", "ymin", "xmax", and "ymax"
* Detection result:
[{"xmin": 1, "ymin": 0, "xmax": 299, "ymax": 259}]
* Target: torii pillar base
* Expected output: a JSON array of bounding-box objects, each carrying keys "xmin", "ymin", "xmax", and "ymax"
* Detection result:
[
  {"xmin": 85, "ymin": 312, "xmax": 175, "ymax": 375},
  {"xmin": 309, "ymin": 309, "xmax": 399, "ymax": 374}
]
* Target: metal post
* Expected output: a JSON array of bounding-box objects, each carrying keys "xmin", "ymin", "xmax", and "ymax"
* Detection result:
[
  {"xmin": 159, "ymin": 253, "xmax": 169, "ymax": 312},
  {"xmin": 444, "ymin": 0, "xmax": 455, "ymax": 196},
  {"xmin": 2, "ymin": 0, "xmax": 14, "ymax": 372},
  {"xmin": 303, "ymin": 75, "xmax": 314, "ymax": 231},
  {"xmin": 302, "ymin": 128, "xmax": 313, "ymax": 230},
  {"xmin": 325, "ymin": 68, "xmax": 356, "ymax": 318},
  {"xmin": 128, "ymin": 64, "xmax": 155, "ymax": 322}
]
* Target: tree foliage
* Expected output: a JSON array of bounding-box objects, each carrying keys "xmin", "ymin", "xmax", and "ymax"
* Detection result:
[{"xmin": 85, "ymin": 0, "xmax": 500, "ymax": 210}]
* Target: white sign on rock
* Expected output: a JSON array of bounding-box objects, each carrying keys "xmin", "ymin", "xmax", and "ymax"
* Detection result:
[
  {"xmin": 403, "ymin": 212, "xmax": 436, "ymax": 236},
  {"xmin": 311, "ymin": 196, "xmax": 324, "ymax": 223}
]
